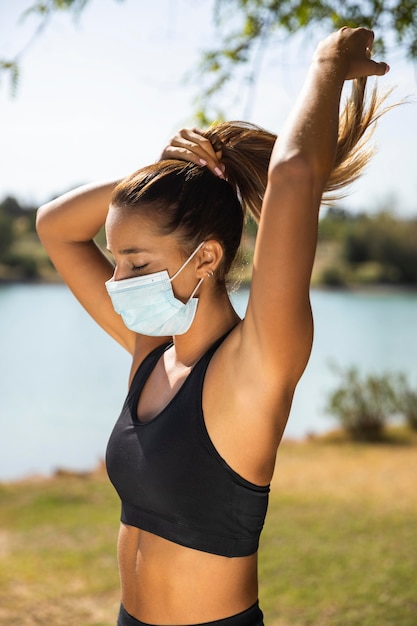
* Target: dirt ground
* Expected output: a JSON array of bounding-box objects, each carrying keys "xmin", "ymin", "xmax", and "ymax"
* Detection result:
[{"xmin": 273, "ymin": 438, "xmax": 417, "ymax": 509}]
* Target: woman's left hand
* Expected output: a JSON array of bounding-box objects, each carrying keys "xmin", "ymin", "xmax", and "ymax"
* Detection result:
[
  {"xmin": 313, "ymin": 27, "xmax": 390, "ymax": 80},
  {"xmin": 159, "ymin": 128, "xmax": 225, "ymax": 179}
]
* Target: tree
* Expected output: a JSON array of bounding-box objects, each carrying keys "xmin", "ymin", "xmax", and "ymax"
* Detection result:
[
  {"xmin": 0, "ymin": 202, "xmax": 15, "ymax": 260},
  {"xmin": 2, "ymin": 1, "xmax": 416, "ymax": 103},
  {"xmin": 195, "ymin": 0, "xmax": 417, "ymax": 119}
]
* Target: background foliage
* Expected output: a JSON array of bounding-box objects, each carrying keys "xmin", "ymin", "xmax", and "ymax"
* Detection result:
[
  {"xmin": 316, "ymin": 207, "xmax": 417, "ymax": 286},
  {"xmin": 1, "ymin": 195, "xmax": 417, "ymax": 285},
  {"xmin": 325, "ymin": 364, "xmax": 417, "ymax": 441},
  {"xmin": 196, "ymin": 0, "xmax": 417, "ymax": 117},
  {"xmin": 2, "ymin": 0, "xmax": 417, "ymax": 110}
]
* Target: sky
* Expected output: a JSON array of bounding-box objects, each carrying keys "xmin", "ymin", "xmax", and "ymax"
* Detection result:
[{"xmin": 1, "ymin": 0, "xmax": 416, "ymax": 216}]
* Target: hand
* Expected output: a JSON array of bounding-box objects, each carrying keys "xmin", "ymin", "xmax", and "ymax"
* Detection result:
[
  {"xmin": 159, "ymin": 128, "xmax": 225, "ymax": 179},
  {"xmin": 314, "ymin": 27, "xmax": 389, "ymax": 80}
]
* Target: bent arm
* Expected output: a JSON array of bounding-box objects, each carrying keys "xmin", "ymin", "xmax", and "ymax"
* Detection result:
[
  {"xmin": 36, "ymin": 181, "xmax": 137, "ymax": 353},
  {"xmin": 243, "ymin": 28, "xmax": 388, "ymax": 389},
  {"xmin": 244, "ymin": 54, "xmax": 345, "ymax": 382}
]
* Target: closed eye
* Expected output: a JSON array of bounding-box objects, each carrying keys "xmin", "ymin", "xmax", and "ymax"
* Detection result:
[{"xmin": 132, "ymin": 264, "xmax": 148, "ymax": 272}]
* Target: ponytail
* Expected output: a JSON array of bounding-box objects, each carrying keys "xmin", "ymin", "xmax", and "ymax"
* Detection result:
[
  {"xmin": 202, "ymin": 78, "xmax": 393, "ymax": 220},
  {"xmin": 322, "ymin": 78, "xmax": 393, "ymax": 203},
  {"xmin": 203, "ymin": 122, "xmax": 275, "ymax": 223}
]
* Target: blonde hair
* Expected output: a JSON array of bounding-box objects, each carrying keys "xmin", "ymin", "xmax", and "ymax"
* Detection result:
[
  {"xmin": 203, "ymin": 77, "xmax": 392, "ymax": 220},
  {"xmin": 324, "ymin": 77, "xmax": 393, "ymax": 202}
]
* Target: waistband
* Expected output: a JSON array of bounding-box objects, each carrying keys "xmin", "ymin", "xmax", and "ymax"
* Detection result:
[{"xmin": 117, "ymin": 602, "xmax": 264, "ymax": 626}]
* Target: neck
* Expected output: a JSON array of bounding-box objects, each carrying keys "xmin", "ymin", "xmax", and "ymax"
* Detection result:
[{"xmin": 173, "ymin": 285, "xmax": 240, "ymax": 367}]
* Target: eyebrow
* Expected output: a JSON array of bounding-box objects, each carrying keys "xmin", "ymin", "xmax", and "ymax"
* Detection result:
[{"xmin": 106, "ymin": 246, "xmax": 150, "ymax": 255}]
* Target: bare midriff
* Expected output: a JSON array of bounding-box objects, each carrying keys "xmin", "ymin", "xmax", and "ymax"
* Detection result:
[{"xmin": 118, "ymin": 523, "xmax": 259, "ymax": 625}]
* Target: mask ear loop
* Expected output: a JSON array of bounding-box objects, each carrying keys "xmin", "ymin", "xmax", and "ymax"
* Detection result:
[
  {"xmin": 169, "ymin": 241, "xmax": 206, "ymax": 281},
  {"xmin": 168, "ymin": 241, "xmax": 207, "ymax": 301},
  {"xmin": 188, "ymin": 276, "xmax": 204, "ymax": 300}
]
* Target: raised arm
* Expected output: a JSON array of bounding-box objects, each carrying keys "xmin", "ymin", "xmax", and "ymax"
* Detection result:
[
  {"xmin": 159, "ymin": 27, "xmax": 389, "ymax": 409},
  {"xmin": 36, "ymin": 181, "xmax": 137, "ymax": 353},
  {"xmin": 243, "ymin": 28, "xmax": 389, "ymax": 385}
]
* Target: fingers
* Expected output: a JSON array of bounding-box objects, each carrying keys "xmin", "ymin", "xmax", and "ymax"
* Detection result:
[
  {"xmin": 368, "ymin": 59, "xmax": 390, "ymax": 76},
  {"xmin": 360, "ymin": 27, "xmax": 374, "ymax": 49},
  {"xmin": 345, "ymin": 57, "xmax": 390, "ymax": 80},
  {"xmin": 160, "ymin": 128, "xmax": 225, "ymax": 179},
  {"xmin": 355, "ymin": 28, "xmax": 389, "ymax": 76},
  {"xmin": 342, "ymin": 26, "xmax": 374, "ymax": 46},
  {"xmin": 338, "ymin": 27, "xmax": 390, "ymax": 79}
]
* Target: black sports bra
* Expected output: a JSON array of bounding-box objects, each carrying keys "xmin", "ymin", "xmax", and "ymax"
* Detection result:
[{"xmin": 105, "ymin": 333, "xmax": 270, "ymax": 558}]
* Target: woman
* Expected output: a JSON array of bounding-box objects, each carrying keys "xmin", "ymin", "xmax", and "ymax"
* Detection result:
[{"xmin": 36, "ymin": 27, "xmax": 389, "ymax": 626}]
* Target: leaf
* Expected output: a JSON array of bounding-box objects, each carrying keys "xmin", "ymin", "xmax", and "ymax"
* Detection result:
[
  {"xmin": 0, "ymin": 61, "xmax": 20, "ymax": 96},
  {"xmin": 20, "ymin": 4, "xmax": 50, "ymax": 21}
]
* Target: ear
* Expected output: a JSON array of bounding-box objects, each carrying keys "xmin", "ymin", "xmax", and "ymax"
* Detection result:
[{"xmin": 194, "ymin": 240, "xmax": 224, "ymax": 278}]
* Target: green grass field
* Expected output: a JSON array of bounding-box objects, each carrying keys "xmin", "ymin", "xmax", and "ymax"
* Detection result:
[{"xmin": 0, "ymin": 439, "xmax": 416, "ymax": 626}]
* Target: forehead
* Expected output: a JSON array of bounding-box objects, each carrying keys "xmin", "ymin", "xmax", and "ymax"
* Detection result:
[
  {"xmin": 106, "ymin": 204, "xmax": 156, "ymax": 235},
  {"xmin": 105, "ymin": 204, "xmax": 176, "ymax": 254}
]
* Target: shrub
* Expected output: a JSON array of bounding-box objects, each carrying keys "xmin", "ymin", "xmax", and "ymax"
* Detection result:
[
  {"xmin": 325, "ymin": 366, "xmax": 398, "ymax": 442},
  {"xmin": 393, "ymin": 375, "xmax": 417, "ymax": 431},
  {"xmin": 342, "ymin": 213, "xmax": 417, "ymax": 285},
  {"xmin": 2, "ymin": 251, "xmax": 40, "ymax": 280},
  {"xmin": 0, "ymin": 210, "xmax": 14, "ymax": 260},
  {"xmin": 320, "ymin": 266, "xmax": 346, "ymax": 287}
]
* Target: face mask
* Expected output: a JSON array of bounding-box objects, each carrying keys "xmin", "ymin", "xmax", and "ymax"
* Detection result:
[{"xmin": 105, "ymin": 242, "xmax": 205, "ymax": 336}]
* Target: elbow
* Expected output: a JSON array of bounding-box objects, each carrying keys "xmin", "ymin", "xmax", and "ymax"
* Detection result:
[
  {"xmin": 35, "ymin": 203, "xmax": 49, "ymax": 239},
  {"xmin": 36, "ymin": 200, "xmax": 57, "ymax": 239},
  {"xmin": 268, "ymin": 154, "xmax": 315, "ymax": 185},
  {"xmin": 268, "ymin": 154, "xmax": 327, "ymax": 200},
  {"xmin": 268, "ymin": 154, "xmax": 316, "ymax": 191}
]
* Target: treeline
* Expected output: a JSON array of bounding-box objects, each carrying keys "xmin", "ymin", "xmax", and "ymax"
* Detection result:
[
  {"xmin": 315, "ymin": 207, "xmax": 417, "ymax": 287},
  {"xmin": 0, "ymin": 196, "xmax": 55, "ymax": 281},
  {"xmin": 1, "ymin": 195, "xmax": 417, "ymax": 286}
]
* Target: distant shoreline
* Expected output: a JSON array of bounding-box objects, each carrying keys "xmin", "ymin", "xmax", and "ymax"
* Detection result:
[
  {"xmin": 3, "ymin": 426, "xmax": 416, "ymax": 486},
  {"xmin": 2, "ymin": 276, "xmax": 416, "ymax": 294},
  {"xmin": 310, "ymin": 282, "xmax": 417, "ymax": 294}
]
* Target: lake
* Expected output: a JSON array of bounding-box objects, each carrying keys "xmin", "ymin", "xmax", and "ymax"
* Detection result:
[{"xmin": 1, "ymin": 284, "xmax": 416, "ymax": 481}]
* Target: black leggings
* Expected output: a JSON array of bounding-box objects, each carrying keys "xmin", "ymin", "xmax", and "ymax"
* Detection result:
[{"xmin": 117, "ymin": 601, "xmax": 264, "ymax": 626}]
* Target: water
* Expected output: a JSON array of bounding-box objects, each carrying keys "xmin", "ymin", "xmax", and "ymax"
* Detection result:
[{"xmin": 1, "ymin": 284, "xmax": 416, "ymax": 481}]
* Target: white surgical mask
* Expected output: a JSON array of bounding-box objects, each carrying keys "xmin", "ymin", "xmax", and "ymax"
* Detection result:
[{"xmin": 105, "ymin": 242, "xmax": 205, "ymax": 336}]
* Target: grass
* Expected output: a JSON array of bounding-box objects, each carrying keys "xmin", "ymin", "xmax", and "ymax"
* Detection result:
[
  {"xmin": 0, "ymin": 439, "xmax": 416, "ymax": 625},
  {"xmin": 0, "ymin": 468, "xmax": 121, "ymax": 626},
  {"xmin": 261, "ymin": 438, "xmax": 417, "ymax": 625}
]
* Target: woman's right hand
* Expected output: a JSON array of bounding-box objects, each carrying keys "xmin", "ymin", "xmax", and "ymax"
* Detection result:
[
  {"xmin": 160, "ymin": 128, "xmax": 225, "ymax": 179},
  {"xmin": 313, "ymin": 27, "xmax": 389, "ymax": 81}
]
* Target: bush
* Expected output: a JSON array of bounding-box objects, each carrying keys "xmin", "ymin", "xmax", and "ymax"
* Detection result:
[
  {"xmin": 393, "ymin": 375, "xmax": 417, "ymax": 431},
  {"xmin": 342, "ymin": 213, "xmax": 417, "ymax": 285},
  {"xmin": 320, "ymin": 266, "xmax": 346, "ymax": 287},
  {"xmin": 2, "ymin": 251, "xmax": 40, "ymax": 280},
  {"xmin": 0, "ymin": 210, "xmax": 14, "ymax": 260},
  {"xmin": 325, "ymin": 366, "xmax": 398, "ymax": 441}
]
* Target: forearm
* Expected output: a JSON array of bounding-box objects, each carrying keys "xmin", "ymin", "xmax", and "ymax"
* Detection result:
[
  {"xmin": 36, "ymin": 179, "xmax": 121, "ymax": 244},
  {"xmin": 269, "ymin": 58, "xmax": 345, "ymax": 187},
  {"xmin": 268, "ymin": 25, "xmax": 389, "ymax": 189}
]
